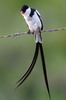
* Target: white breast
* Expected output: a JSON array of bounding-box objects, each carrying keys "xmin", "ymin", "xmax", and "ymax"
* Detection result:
[{"xmin": 23, "ymin": 12, "xmax": 42, "ymax": 32}]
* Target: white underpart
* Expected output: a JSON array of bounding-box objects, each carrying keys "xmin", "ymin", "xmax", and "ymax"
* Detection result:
[
  {"xmin": 22, "ymin": 7, "xmax": 42, "ymax": 43},
  {"xmin": 35, "ymin": 34, "xmax": 42, "ymax": 43}
]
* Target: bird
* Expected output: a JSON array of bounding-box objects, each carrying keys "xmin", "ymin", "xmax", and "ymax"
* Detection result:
[{"xmin": 16, "ymin": 5, "xmax": 51, "ymax": 100}]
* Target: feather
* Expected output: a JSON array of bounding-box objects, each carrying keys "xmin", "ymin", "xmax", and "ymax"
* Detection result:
[
  {"xmin": 16, "ymin": 42, "xmax": 39, "ymax": 88},
  {"xmin": 39, "ymin": 43, "xmax": 51, "ymax": 100},
  {"xmin": 35, "ymin": 33, "xmax": 42, "ymax": 43}
]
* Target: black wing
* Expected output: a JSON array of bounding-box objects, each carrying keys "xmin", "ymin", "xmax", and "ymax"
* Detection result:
[
  {"xmin": 36, "ymin": 10, "xmax": 43, "ymax": 30},
  {"xmin": 29, "ymin": 8, "xmax": 35, "ymax": 17}
]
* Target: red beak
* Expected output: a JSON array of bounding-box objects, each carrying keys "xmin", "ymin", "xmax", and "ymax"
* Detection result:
[{"xmin": 20, "ymin": 11, "xmax": 24, "ymax": 14}]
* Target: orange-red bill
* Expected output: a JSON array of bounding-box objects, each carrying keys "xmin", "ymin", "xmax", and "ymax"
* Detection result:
[{"xmin": 20, "ymin": 11, "xmax": 24, "ymax": 14}]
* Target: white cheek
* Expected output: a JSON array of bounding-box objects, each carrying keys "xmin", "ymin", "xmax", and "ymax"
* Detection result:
[{"xmin": 25, "ymin": 11, "xmax": 30, "ymax": 17}]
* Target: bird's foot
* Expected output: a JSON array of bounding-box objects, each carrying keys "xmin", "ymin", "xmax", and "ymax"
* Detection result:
[{"xmin": 27, "ymin": 30, "xmax": 34, "ymax": 34}]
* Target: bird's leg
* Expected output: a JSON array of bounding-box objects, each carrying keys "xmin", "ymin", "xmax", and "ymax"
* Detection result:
[
  {"xmin": 27, "ymin": 30, "xmax": 31, "ymax": 34},
  {"xmin": 27, "ymin": 30, "xmax": 34, "ymax": 34}
]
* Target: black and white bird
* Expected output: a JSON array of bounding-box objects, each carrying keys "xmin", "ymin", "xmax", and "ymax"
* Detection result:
[{"xmin": 16, "ymin": 5, "xmax": 51, "ymax": 99}]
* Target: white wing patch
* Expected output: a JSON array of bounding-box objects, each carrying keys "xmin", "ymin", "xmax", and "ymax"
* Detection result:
[{"xmin": 36, "ymin": 10, "xmax": 41, "ymax": 16}]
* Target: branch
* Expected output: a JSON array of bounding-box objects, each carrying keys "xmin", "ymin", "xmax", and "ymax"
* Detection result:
[
  {"xmin": 0, "ymin": 27, "xmax": 66, "ymax": 38},
  {"xmin": 43, "ymin": 27, "xmax": 66, "ymax": 32}
]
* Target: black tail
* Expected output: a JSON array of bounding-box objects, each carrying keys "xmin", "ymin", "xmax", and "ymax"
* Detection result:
[
  {"xmin": 16, "ymin": 42, "xmax": 39, "ymax": 88},
  {"xmin": 39, "ymin": 43, "xmax": 51, "ymax": 100}
]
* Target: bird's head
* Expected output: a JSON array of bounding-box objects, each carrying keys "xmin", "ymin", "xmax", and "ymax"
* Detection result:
[{"xmin": 20, "ymin": 5, "xmax": 31, "ymax": 16}]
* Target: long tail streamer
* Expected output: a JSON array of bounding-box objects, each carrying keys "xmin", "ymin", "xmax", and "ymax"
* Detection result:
[
  {"xmin": 16, "ymin": 42, "xmax": 39, "ymax": 88},
  {"xmin": 39, "ymin": 42, "xmax": 51, "ymax": 100},
  {"xmin": 16, "ymin": 42, "xmax": 51, "ymax": 100}
]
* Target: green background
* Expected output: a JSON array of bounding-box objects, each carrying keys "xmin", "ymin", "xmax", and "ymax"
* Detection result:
[{"xmin": 0, "ymin": 0, "xmax": 66, "ymax": 100}]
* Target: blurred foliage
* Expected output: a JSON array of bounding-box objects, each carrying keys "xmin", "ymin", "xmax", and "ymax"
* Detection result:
[{"xmin": 0, "ymin": 0, "xmax": 66, "ymax": 100}]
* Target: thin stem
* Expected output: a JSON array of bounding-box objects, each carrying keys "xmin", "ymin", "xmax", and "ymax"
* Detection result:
[{"xmin": 0, "ymin": 27, "xmax": 66, "ymax": 38}]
